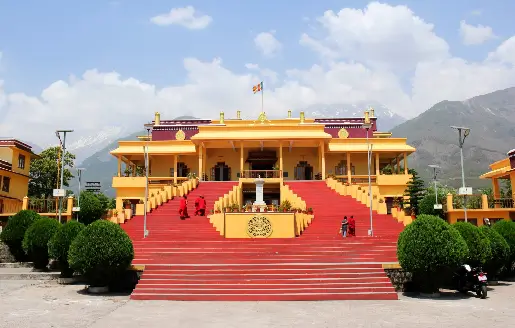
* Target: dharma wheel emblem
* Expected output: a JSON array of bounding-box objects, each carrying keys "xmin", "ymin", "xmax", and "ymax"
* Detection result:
[
  {"xmin": 246, "ymin": 216, "xmax": 273, "ymax": 238},
  {"xmin": 175, "ymin": 129, "xmax": 186, "ymax": 141},
  {"xmin": 338, "ymin": 128, "xmax": 349, "ymax": 139}
]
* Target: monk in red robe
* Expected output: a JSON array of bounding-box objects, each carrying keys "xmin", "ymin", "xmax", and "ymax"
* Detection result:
[
  {"xmin": 348, "ymin": 215, "xmax": 356, "ymax": 236},
  {"xmin": 195, "ymin": 196, "xmax": 200, "ymax": 216},
  {"xmin": 179, "ymin": 195, "xmax": 189, "ymax": 220},
  {"xmin": 198, "ymin": 195, "xmax": 206, "ymax": 216}
]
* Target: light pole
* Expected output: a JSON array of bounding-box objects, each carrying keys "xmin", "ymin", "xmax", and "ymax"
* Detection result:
[
  {"xmin": 428, "ymin": 164, "xmax": 441, "ymax": 210},
  {"xmin": 143, "ymin": 123, "xmax": 153, "ymax": 238},
  {"xmin": 76, "ymin": 168, "xmax": 85, "ymax": 222},
  {"xmin": 451, "ymin": 126, "xmax": 470, "ymax": 222},
  {"xmin": 363, "ymin": 111, "xmax": 373, "ymax": 237},
  {"xmin": 55, "ymin": 130, "xmax": 73, "ymax": 223}
]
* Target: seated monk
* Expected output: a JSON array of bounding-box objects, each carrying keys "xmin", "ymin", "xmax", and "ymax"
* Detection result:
[
  {"xmin": 179, "ymin": 195, "xmax": 189, "ymax": 220},
  {"xmin": 194, "ymin": 196, "xmax": 201, "ymax": 216},
  {"xmin": 348, "ymin": 215, "xmax": 356, "ymax": 236},
  {"xmin": 198, "ymin": 195, "xmax": 206, "ymax": 216}
]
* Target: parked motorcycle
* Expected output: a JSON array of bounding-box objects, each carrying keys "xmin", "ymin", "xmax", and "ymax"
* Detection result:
[{"xmin": 454, "ymin": 264, "xmax": 488, "ymax": 299}]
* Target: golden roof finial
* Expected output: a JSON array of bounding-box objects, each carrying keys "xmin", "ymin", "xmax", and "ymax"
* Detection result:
[
  {"xmin": 220, "ymin": 111, "xmax": 225, "ymax": 124},
  {"xmin": 364, "ymin": 110, "xmax": 370, "ymax": 124}
]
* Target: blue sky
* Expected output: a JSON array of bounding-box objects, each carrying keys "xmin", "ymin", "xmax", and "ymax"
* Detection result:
[
  {"xmin": 1, "ymin": 0, "xmax": 513, "ymax": 95},
  {"xmin": 1, "ymin": 1, "xmax": 514, "ymax": 150}
]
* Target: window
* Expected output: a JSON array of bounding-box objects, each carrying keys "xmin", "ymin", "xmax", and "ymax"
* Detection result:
[
  {"xmin": 18, "ymin": 155, "xmax": 26, "ymax": 169},
  {"xmin": 1, "ymin": 176, "xmax": 10, "ymax": 193}
]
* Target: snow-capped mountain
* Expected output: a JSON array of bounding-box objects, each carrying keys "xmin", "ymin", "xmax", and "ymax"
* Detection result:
[
  {"xmin": 66, "ymin": 126, "xmax": 131, "ymax": 165},
  {"xmin": 293, "ymin": 102, "xmax": 406, "ymax": 131}
]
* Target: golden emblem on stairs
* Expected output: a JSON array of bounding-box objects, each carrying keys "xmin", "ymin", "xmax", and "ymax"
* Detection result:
[
  {"xmin": 338, "ymin": 128, "xmax": 349, "ymax": 139},
  {"xmin": 175, "ymin": 129, "xmax": 186, "ymax": 141},
  {"xmin": 246, "ymin": 216, "xmax": 273, "ymax": 238}
]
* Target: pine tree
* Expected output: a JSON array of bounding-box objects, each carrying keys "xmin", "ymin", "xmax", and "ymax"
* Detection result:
[{"xmin": 403, "ymin": 168, "xmax": 425, "ymax": 215}]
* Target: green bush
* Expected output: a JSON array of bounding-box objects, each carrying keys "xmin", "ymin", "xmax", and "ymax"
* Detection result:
[
  {"xmin": 480, "ymin": 225, "xmax": 510, "ymax": 279},
  {"xmin": 22, "ymin": 218, "xmax": 60, "ymax": 269},
  {"xmin": 397, "ymin": 214, "xmax": 468, "ymax": 293},
  {"xmin": 48, "ymin": 220, "xmax": 85, "ymax": 277},
  {"xmin": 0, "ymin": 210, "xmax": 42, "ymax": 261},
  {"xmin": 492, "ymin": 220, "xmax": 515, "ymax": 267},
  {"xmin": 68, "ymin": 220, "xmax": 134, "ymax": 287},
  {"xmin": 79, "ymin": 191, "xmax": 105, "ymax": 225},
  {"xmin": 453, "ymin": 222, "xmax": 492, "ymax": 266}
]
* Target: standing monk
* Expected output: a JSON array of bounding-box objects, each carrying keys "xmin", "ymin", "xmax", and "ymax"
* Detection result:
[
  {"xmin": 179, "ymin": 195, "xmax": 189, "ymax": 220},
  {"xmin": 348, "ymin": 215, "xmax": 356, "ymax": 236},
  {"xmin": 194, "ymin": 196, "xmax": 201, "ymax": 216},
  {"xmin": 198, "ymin": 195, "xmax": 206, "ymax": 216}
]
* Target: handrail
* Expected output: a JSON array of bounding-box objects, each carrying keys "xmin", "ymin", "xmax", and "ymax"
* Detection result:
[{"xmin": 241, "ymin": 170, "xmax": 282, "ymax": 179}]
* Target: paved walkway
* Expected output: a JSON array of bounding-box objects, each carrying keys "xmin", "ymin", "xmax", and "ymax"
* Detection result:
[{"xmin": 0, "ymin": 280, "xmax": 513, "ymax": 327}]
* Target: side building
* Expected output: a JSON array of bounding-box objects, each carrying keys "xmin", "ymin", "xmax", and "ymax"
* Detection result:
[
  {"xmin": 110, "ymin": 109, "xmax": 415, "ymax": 212},
  {"xmin": 0, "ymin": 139, "xmax": 38, "ymax": 217}
]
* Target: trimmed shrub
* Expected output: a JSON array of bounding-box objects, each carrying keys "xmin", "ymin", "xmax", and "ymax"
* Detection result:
[
  {"xmin": 453, "ymin": 222, "xmax": 492, "ymax": 266},
  {"xmin": 48, "ymin": 220, "xmax": 85, "ymax": 277},
  {"xmin": 397, "ymin": 214, "xmax": 468, "ymax": 293},
  {"xmin": 68, "ymin": 220, "xmax": 134, "ymax": 287},
  {"xmin": 79, "ymin": 191, "xmax": 104, "ymax": 225},
  {"xmin": 492, "ymin": 220, "xmax": 515, "ymax": 259},
  {"xmin": 22, "ymin": 218, "xmax": 60, "ymax": 269},
  {"xmin": 480, "ymin": 225, "xmax": 510, "ymax": 279},
  {"xmin": 0, "ymin": 210, "xmax": 42, "ymax": 261}
]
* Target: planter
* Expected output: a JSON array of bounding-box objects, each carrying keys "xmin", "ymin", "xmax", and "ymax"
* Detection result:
[
  {"xmin": 58, "ymin": 276, "xmax": 79, "ymax": 285},
  {"xmin": 88, "ymin": 286, "xmax": 109, "ymax": 294}
]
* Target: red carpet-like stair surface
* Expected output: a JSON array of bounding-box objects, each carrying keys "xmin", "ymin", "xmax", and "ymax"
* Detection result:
[{"xmin": 123, "ymin": 181, "xmax": 402, "ymax": 301}]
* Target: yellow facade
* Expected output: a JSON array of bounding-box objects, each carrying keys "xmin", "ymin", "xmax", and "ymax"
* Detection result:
[
  {"xmin": 110, "ymin": 110, "xmax": 415, "ymax": 211},
  {"xmin": 0, "ymin": 139, "xmax": 38, "ymax": 216},
  {"xmin": 445, "ymin": 151, "xmax": 515, "ymax": 225}
]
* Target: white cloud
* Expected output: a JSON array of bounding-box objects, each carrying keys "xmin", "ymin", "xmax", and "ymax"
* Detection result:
[
  {"xmin": 459, "ymin": 20, "xmax": 495, "ymax": 45},
  {"xmin": 1, "ymin": 2, "xmax": 515, "ymax": 149},
  {"xmin": 150, "ymin": 6, "xmax": 212, "ymax": 29},
  {"xmin": 254, "ymin": 31, "xmax": 282, "ymax": 57}
]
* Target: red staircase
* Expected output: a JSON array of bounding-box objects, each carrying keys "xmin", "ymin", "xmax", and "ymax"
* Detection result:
[
  {"xmin": 124, "ymin": 181, "xmax": 401, "ymax": 301},
  {"xmin": 285, "ymin": 181, "xmax": 405, "ymax": 238}
]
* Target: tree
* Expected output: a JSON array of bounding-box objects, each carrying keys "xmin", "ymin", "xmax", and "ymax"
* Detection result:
[
  {"xmin": 502, "ymin": 179, "xmax": 512, "ymax": 198},
  {"xmin": 403, "ymin": 168, "xmax": 425, "ymax": 214},
  {"xmin": 29, "ymin": 147, "xmax": 76, "ymax": 198},
  {"xmin": 79, "ymin": 191, "xmax": 105, "ymax": 225}
]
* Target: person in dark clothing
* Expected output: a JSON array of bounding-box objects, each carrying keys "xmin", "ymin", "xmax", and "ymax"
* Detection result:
[{"xmin": 340, "ymin": 216, "xmax": 349, "ymax": 238}]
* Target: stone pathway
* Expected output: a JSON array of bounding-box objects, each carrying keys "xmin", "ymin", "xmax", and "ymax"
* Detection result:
[{"xmin": 0, "ymin": 280, "xmax": 513, "ymax": 328}]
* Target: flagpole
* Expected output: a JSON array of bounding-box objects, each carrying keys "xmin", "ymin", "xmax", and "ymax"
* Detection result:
[{"xmin": 261, "ymin": 82, "xmax": 264, "ymax": 114}]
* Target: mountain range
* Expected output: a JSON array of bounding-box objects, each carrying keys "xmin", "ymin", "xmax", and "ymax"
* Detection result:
[{"xmin": 391, "ymin": 87, "xmax": 515, "ymax": 189}]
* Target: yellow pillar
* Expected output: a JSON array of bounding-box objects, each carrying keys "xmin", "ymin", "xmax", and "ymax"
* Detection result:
[
  {"xmin": 396, "ymin": 155, "xmax": 400, "ymax": 174},
  {"xmin": 279, "ymin": 143, "xmax": 283, "ymax": 175},
  {"xmin": 481, "ymin": 194, "xmax": 489, "ymax": 209},
  {"xmin": 403, "ymin": 152, "xmax": 408, "ymax": 174},
  {"xmin": 203, "ymin": 147, "xmax": 207, "ymax": 180},
  {"xmin": 117, "ymin": 156, "xmax": 122, "ymax": 177},
  {"xmin": 446, "ymin": 194, "xmax": 454, "ymax": 211},
  {"xmin": 320, "ymin": 142, "xmax": 326, "ymax": 179},
  {"xmin": 510, "ymin": 172, "xmax": 515, "ymax": 198},
  {"xmin": 173, "ymin": 155, "xmax": 178, "ymax": 184},
  {"xmin": 346, "ymin": 152, "xmax": 351, "ymax": 184},
  {"xmin": 492, "ymin": 178, "xmax": 501, "ymax": 198},
  {"xmin": 375, "ymin": 153, "xmax": 380, "ymax": 176},
  {"xmin": 198, "ymin": 145, "xmax": 203, "ymax": 181},
  {"xmin": 22, "ymin": 196, "xmax": 29, "ymax": 210},
  {"xmin": 240, "ymin": 142, "xmax": 244, "ymax": 176}
]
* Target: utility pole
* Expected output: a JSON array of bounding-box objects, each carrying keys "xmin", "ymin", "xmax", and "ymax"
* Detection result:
[
  {"xmin": 451, "ymin": 126, "xmax": 470, "ymax": 222},
  {"xmin": 55, "ymin": 130, "xmax": 73, "ymax": 223}
]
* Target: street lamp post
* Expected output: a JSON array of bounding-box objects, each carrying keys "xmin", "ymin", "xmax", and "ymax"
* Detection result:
[
  {"xmin": 428, "ymin": 164, "xmax": 441, "ymax": 209},
  {"xmin": 363, "ymin": 111, "xmax": 373, "ymax": 237},
  {"xmin": 76, "ymin": 168, "xmax": 85, "ymax": 222},
  {"xmin": 55, "ymin": 130, "xmax": 73, "ymax": 224},
  {"xmin": 143, "ymin": 123, "xmax": 153, "ymax": 238},
  {"xmin": 451, "ymin": 126, "xmax": 470, "ymax": 222}
]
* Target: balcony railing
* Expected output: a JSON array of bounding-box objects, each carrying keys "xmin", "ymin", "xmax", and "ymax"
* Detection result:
[
  {"xmin": 240, "ymin": 170, "xmax": 282, "ymax": 179},
  {"xmin": 453, "ymin": 195, "xmax": 483, "ymax": 210},
  {"xmin": 28, "ymin": 198, "xmax": 62, "ymax": 213},
  {"xmin": 489, "ymin": 198, "xmax": 515, "ymax": 209}
]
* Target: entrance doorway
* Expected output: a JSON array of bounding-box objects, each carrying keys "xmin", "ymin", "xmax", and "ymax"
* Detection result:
[
  {"xmin": 211, "ymin": 162, "xmax": 231, "ymax": 181},
  {"xmin": 170, "ymin": 162, "xmax": 190, "ymax": 178},
  {"xmin": 294, "ymin": 161, "xmax": 313, "ymax": 180},
  {"xmin": 246, "ymin": 150, "xmax": 277, "ymax": 171}
]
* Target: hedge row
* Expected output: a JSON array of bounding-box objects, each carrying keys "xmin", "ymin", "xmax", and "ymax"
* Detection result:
[
  {"xmin": 0, "ymin": 210, "xmax": 134, "ymax": 286},
  {"xmin": 397, "ymin": 215, "xmax": 514, "ymax": 292}
]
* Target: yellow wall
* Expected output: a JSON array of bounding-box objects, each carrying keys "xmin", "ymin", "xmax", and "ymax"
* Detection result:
[
  {"xmin": 0, "ymin": 148, "xmax": 11, "ymax": 163},
  {"xmin": 447, "ymin": 210, "xmax": 514, "ymax": 226},
  {"xmin": 282, "ymin": 147, "xmax": 319, "ymax": 180},
  {"xmin": 325, "ymin": 153, "xmax": 372, "ymax": 176},
  {"xmin": 224, "ymin": 213, "xmax": 296, "ymax": 238},
  {"xmin": 150, "ymin": 155, "xmax": 198, "ymax": 177},
  {"xmin": 206, "ymin": 148, "xmax": 241, "ymax": 180}
]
